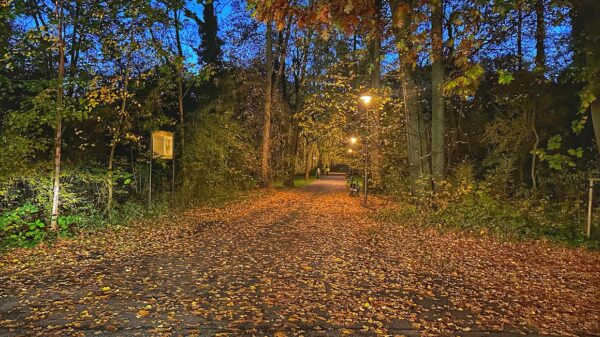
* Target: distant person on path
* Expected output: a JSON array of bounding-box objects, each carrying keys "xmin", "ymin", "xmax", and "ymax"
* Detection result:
[
  {"xmin": 325, "ymin": 165, "xmax": 330, "ymax": 175},
  {"xmin": 316, "ymin": 167, "xmax": 321, "ymax": 179}
]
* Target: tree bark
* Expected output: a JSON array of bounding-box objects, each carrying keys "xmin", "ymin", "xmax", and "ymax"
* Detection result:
[
  {"xmin": 50, "ymin": 0, "xmax": 65, "ymax": 231},
  {"xmin": 530, "ymin": 108, "xmax": 539, "ymax": 191},
  {"xmin": 107, "ymin": 67, "xmax": 129, "ymax": 212},
  {"xmin": 304, "ymin": 138, "xmax": 311, "ymax": 181},
  {"xmin": 431, "ymin": 0, "xmax": 445, "ymax": 190},
  {"xmin": 260, "ymin": 22, "xmax": 274, "ymax": 187},
  {"xmin": 516, "ymin": 0, "xmax": 523, "ymax": 70},
  {"xmin": 284, "ymin": 120, "xmax": 300, "ymax": 187},
  {"xmin": 534, "ymin": 0, "xmax": 545, "ymax": 72},
  {"xmin": 174, "ymin": 8, "xmax": 185, "ymax": 181},
  {"xmin": 592, "ymin": 100, "xmax": 600, "ymax": 156},
  {"xmin": 369, "ymin": 0, "xmax": 383, "ymax": 188},
  {"xmin": 284, "ymin": 27, "xmax": 311, "ymax": 188},
  {"xmin": 68, "ymin": 0, "xmax": 81, "ymax": 79},
  {"xmin": 579, "ymin": 0, "xmax": 600, "ymax": 156},
  {"xmin": 531, "ymin": 0, "xmax": 545, "ymax": 190},
  {"xmin": 391, "ymin": 0, "xmax": 432, "ymax": 195}
]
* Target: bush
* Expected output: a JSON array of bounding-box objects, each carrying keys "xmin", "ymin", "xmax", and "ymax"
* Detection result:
[
  {"xmin": 0, "ymin": 203, "xmax": 46, "ymax": 246},
  {"xmin": 182, "ymin": 111, "xmax": 256, "ymax": 202},
  {"xmin": 380, "ymin": 161, "xmax": 597, "ymax": 247}
]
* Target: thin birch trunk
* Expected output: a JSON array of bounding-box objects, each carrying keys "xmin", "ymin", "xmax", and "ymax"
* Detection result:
[{"xmin": 50, "ymin": 0, "xmax": 65, "ymax": 231}]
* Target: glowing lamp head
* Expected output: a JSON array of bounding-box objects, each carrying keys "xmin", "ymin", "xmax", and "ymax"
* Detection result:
[
  {"xmin": 360, "ymin": 95, "xmax": 372, "ymax": 105},
  {"xmin": 348, "ymin": 149, "xmax": 353, "ymax": 153},
  {"xmin": 350, "ymin": 137, "xmax": 357, "ymax": 144}
]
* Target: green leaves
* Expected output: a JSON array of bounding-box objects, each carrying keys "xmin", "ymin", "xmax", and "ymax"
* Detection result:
[
  {"xmin": 444, "ymin": 64, "xmax": 484, "ymax": 97},
  {"xmin": 0, "ymin": 202, "xmax": 46, "ymax": 246},
  {"xmin": 547, "ymin": 134, "xmax": 562, "ymax": 150},
  {"xmin": 532, "ymin": 134, "xmax": 583, "ymax": 171},
  {"xmin": 497, "ymin": 70, "xmax": 514, "ymax": 85}
]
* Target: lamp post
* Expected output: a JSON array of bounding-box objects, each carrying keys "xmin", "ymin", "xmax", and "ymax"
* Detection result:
[{"xmin": 360, "ymin": 95, "xmax": 372, "ymax": 206}]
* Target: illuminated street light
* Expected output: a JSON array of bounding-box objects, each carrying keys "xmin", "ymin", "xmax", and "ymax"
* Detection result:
[
  {"xmin": 360, "ymin": 95, "xmax": 372, "ymax": 106},
  {"xmin": 350, "ymin": 136, "xmax": 357, "ymax": 144},
  {"xmin": 348, "ymin": 149, "xmax": 353, "ymax": 153}
]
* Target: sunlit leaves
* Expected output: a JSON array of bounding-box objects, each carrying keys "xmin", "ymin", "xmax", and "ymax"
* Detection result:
[{"xmin": 444, "ymin": 64, "xmax": 484, "ymax": 97}]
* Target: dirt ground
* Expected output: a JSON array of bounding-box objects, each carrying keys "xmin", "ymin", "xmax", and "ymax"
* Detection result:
[{"xmin": 1, "ymin": 173, "xmax": 599, "ymax": 337}]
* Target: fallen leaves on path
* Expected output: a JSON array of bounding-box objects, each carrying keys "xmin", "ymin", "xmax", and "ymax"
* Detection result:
[{"xmin": 1, "ymin": 176, "xmax": 599, "ymax": 336}]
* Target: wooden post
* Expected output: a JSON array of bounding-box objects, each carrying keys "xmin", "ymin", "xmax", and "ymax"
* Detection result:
[{"xmin": 171, "ymin": 138, "xmax": 175, "ymax": 204}]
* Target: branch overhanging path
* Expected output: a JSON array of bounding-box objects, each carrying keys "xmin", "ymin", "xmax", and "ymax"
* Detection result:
[{"xmin": 1, "ymin": 174, "xmax": 599, "ymax": 336}]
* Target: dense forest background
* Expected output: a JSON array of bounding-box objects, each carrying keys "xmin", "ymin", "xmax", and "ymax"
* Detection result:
[{"xmin": 1, "ymin": 0, "xmax": 599, "ymax": 247}]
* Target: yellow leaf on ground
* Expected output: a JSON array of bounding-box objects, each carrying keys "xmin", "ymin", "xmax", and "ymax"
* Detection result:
[{"xmin": 136, "ymin": 309, "xmax": 150, "ymax": 318}]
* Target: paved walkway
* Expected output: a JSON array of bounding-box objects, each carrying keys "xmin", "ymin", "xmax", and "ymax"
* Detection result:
[{"xmin": 1, "ymin": 174, "xmax": 599, "ymax": 336}]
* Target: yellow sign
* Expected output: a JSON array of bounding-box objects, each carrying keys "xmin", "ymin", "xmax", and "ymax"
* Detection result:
[{"xmin": 152, "ymin": 131, "xmax": 173, "ymax": 159}]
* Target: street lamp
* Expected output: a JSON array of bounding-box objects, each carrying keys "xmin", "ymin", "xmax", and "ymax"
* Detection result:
[
  {"xmin": 360, "ymin": 94, "xmax": 372, "ymax": 206},
  {"xmin": 349, "ymin": 136, "xmax": 358, "ymax": 144},
  {"xmin": 360, "ymin": 95, "xmax": 372, "ymax": 105},
  {"xmin": 348, "ymin": 148, "xmax": 353, "ymax": 153}
]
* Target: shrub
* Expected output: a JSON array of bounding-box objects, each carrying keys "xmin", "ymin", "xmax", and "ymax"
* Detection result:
[
  {"xmin": 381, "ymin": 161, "xmax": 596, "ymax": 247},
  {"xmin": 0, "ymin": 203, "xmax": 46, "ymax": 246}
]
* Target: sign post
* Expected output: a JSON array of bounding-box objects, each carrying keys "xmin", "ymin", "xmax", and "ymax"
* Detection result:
[{"xmin": 149, "ymin": 131, "xmax": 175, "ymax": 208}]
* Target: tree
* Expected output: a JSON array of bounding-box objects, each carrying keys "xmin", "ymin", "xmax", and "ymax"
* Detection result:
[
  {"xmin": 173, "ymin": 2, "xmax": 185, "ymax": 178},
  {"xmin": 572, "ymin": 0, "xmax": 600, "ymax": 156},
  {"xmin": 530, "ymin": 0, "xmax": 546, "ymax": 191},
  {"xmin": 184, "ymin": 0, "xmax": 223, "ymax": 68},
  {"xmin": 390, "ymin": 0, "xmax": 432, "ymax": 195},
  {"xmin": 50, "ymin": 0, "xmax": 65, "ymax": 231},
  {"xmin": 260, "ymin": 21, "xmax": 274, "ymax": 187},
  {"xmin": 430, "ymin": 0, "xmax": 445, "ymax": 189},
  {"xmin": 368, "ymin": 0, "xmax": 383, "ymax": 188},
  {"xmin": 200, "ymin": 0, "xmax": 223, "ymax": 67}
]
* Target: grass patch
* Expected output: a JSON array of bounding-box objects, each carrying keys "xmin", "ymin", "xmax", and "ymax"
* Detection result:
[{"xmin": 273, "ymin": 176, "xmax": 315, "ymax": 188}]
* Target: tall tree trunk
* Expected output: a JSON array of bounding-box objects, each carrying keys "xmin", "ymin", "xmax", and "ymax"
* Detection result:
[
  {"xmin": 592, "ymin": 100, "xmax": 600, "ymax": 156},
  {"xmin": 579, "ymin": 0, "xmax": 600, "ymax": 155},
  {"xmin": 431, "ymin": 0, "xmax": 445, "ymax": 189},
  {"xmin": 284, "ymin": 26, "xmax": 311, "ymax": 188},
  {"xmin": 534, "ymin": 0, "xmax": 545, "ymax": 72},
  {"xmin": 108, "ymin": 68, "xmax": 130, "ymax": 212},
  {"xmin": 391, "ymin": 0, "xmax": 432, "ymax": 195},
  {"xmin": 516, "ymin": 0, "xmax": 523, "ymax": 70},
  {"xmin": 304, "ymin": 139, "xmax": 311, "ymax": 181},
  {"xmin": 50, "ymin": 0, "xmax": 65, "ymax": 231},
  {"xmin": 68, "ymin": 0, "xmax": 81, "ymax": 80},
  {"xmin": 400, "ymin": 63, "xmax": 431, "ymax": 194},
  {"xmin": 260, "ymin": 22, "xmax": 274, "ymax": 187},
  {"xmin": 531, "ymin": 0, "xmax": 545, "ymax": 190},
  {"xmin": 107, "ymin": 144, "xmax": 116, "ymax": 212},
  {"xmin": 174, "ymin": 8, "xmax": 185, "ymax": 181},
  {"xmin": 531, "ymin": 109, "xmax": 540, "ymax": 191},
  {"xmin": 271, "ymin": 22, "xmax": 297, "ymax": 188},
  {"xmin": 284, "ymin": 121, "xmax": 300, "ymax": 186},
  {"xmin": 369, "ymin": 0, "xmax": 383, "ymax": 188}
]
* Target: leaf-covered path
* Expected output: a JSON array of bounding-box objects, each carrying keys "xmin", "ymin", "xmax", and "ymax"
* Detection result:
[{"xmin": 1, "ymin": 174, "xmax": 600, "ymax": 337}]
